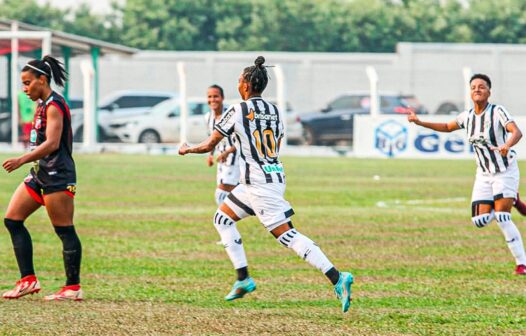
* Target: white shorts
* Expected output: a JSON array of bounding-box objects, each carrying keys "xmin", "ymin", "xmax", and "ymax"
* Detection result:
[
  {"xmin": 223, "ymin": 183, "xmax": 295, "ymax": 231},
  {"xmin": 216, "ymin": 163, "xmax": 240, "ymax": 186},
  {"xmin": 471, "ymin": 159, "xmax": 519, "ymax": 203}
]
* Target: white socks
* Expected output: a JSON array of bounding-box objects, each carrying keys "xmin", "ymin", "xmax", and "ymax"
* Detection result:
[
  {"xmin": 213, "ymin": 210, "xmax": 247, "ymax": 269},
  {"xmin": 277, "ymin": 229, "xmax": 334, "ymax": 273},
  {"xmin": 495, "ymin": 212, "xmax": 526, "ymax": 265}
]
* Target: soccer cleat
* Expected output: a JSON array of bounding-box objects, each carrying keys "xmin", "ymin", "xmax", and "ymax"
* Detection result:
[
  {"xmin": 44, "ymin": 284, "xmax": 83, "ymax": 301},
  {"xmin": 224, "ymin": 277, "xmax": 256, "ymax": 301},
  {"xmin": 514, "ymin": 193, "xmax": 526, "ymax": 216},
  {"xmin": 515, "ymin": 264, "xmax": 526, "ymax": 275},
  {"xmin": 2, "ymin": 275, "xmax": 41, "ymax": 299},
  {"xmin": 334, "ymin": 272, "xmax": 353, "ymax": 313}
]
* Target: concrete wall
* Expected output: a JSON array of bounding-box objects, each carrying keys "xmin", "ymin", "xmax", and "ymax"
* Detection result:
[{"xmin": 4, "ymin": 42, "xmax": 526, "ymax": 116}]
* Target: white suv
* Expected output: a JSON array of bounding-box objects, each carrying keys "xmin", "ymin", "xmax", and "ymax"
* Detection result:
[{"xmin": 71, "ymin": 90, "xmax": 176, "ymax": 142}]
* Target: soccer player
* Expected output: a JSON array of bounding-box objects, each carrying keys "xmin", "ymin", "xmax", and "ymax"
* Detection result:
[
  {"xmin": 180, "ymin": 56, "xmax": 354, "ymax": 312},
  {"xmin": 408, "ymin": 73, "xmax": 526, "ymax": 275},
  {"xmin": 2, "ymin": 55, "xmax": 83, "ymax": 300},
  {"xmin": 205, "ymin": 84, "xmax": 240, "ymax": 205}
]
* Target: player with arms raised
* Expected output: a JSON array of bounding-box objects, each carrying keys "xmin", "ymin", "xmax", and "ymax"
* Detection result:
[{"xmin": 408, "ymin": 73, "xmax": 526, "ymax": 275}]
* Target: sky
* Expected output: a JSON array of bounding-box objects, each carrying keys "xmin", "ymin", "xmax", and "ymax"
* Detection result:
[{"xmin": 36, "ymin": 0, "xmax": 126, "ymax": 14}]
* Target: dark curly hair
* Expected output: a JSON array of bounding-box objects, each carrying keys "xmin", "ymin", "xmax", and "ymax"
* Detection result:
[{"xmin": 241, "ymin": 56, "xmax": 269, "ymax": 93}]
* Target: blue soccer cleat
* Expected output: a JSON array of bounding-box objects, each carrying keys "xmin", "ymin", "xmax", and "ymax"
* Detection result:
[
  {"xmin": 334, "ymin": 272, "xmax": 353, "ymax": 313},
  {"xmin": 224, "ymin": 277, "xmax": 256, "ymax": 301}
]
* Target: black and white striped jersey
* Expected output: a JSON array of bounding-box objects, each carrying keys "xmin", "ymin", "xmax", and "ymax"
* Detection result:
[
  {"xmin": 214, "ymin": 97, "xmax": 285, "ymax": 184},
  {"xmin": 206, "ymin": 108, "xmax": 239, "ymax": 167},
  {"xmin": 456, "ymin": 103, "xmax": 516, "ymax": 174}
]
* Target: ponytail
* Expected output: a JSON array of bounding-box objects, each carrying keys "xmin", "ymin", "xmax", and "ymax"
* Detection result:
[
  {"xmin": 241, "ymin": 56, "xmax": 269, "ymax": 93},
  {"xmin": 22, "ymin": 55, "xmax": 68, "ymax": 88}
]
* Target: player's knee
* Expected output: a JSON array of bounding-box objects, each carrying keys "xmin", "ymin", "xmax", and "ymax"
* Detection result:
[
  {"xmin": 471, "ymin": 212, "xmax": 494, "ymax": 228},
  {"xmin": 494, "ymin": 211, "xmax": 512, "ymax": 224},
  {"xmin": 214, "ymin": 188, "xmax": 229, "ymax": 206}
]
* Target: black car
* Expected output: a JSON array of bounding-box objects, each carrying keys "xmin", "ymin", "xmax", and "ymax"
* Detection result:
[{"xmin": 300, "ymin": 93, "xmax": 428, "ymax": 145}]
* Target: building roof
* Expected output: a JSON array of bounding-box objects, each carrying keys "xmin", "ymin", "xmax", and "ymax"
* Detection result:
[{"xmin": 0, "ymin": 19, "xmax": 137, "ymax": 56}]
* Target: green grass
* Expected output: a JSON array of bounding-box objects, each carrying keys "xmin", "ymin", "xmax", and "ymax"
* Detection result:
[{"xmin": 0, "ymin": 154, "xmax": 525, "ymax": 335}]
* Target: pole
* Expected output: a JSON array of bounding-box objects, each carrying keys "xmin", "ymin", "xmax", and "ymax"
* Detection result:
[
  {"xmin": 10, "ymin": 22, "xmax": 19, "ymax": 147},
  {"xmin": 177, "ymin": 62, "xmax": 188, "ymax": 144},
  {"xmin": 80, "ymin": 60, "xmax": 95, "ymax": 148},
  {"xmin": 463, "ymin": 67, "xmax": 472, "ymax": 111},
  {"xmin": 366, "ymin": 66, "xmax": 379, "ymax": 118},
  {"xmin": 273, "ymin": 65, "xmax": 287, "ymax": 146}
]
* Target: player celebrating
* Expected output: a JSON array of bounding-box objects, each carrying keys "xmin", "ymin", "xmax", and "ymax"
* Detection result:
[
  {"xmin": 408, "ymin": 73, "xmax": 526, "ymax": 275},
  {"xmin": 205, "ymin": 84, "xmax": 239, "ymax": 205},
  {"xmin": 2, "ymin": 55, "xmax": 83, "ymax": 300},
  {"xmin": 180, "ymin": 56, "xmax": 353, "ymax": 312}
]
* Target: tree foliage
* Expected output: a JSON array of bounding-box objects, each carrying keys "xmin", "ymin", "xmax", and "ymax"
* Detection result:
[{"xmin": 1, "ymin": 0, "xmax": 525, "ymax": 52}]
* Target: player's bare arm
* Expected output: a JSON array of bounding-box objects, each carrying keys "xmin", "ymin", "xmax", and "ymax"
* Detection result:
[
  {"xmin": 3, "ymin": 106, "xmax": 63, "ymax": 173},
  {"xmin": 407, "ymin": 109, "xmax": 459, "ymax": 133},
  {"xmin": 495, "ymin": 121, "xmax": 522, "ymax": 157},
  {"xmin": 179, "ymin": 130, "xmax": 224, "ymax": 155}
]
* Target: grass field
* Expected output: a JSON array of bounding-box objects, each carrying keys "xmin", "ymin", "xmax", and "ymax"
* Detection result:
[{"xmin": 0, "ymin": 154, "xmax": 525, "ymax": 335}]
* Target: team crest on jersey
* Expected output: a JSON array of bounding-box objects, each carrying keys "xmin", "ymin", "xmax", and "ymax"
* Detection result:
[{"xmin": 35, "ymin": 118, "xmax": 42, "ymax": 129}]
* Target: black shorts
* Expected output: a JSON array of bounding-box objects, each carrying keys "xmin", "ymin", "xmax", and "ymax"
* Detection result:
[{"xmin": 23, "ymin": 174, "xmax": 76, "ymax": 205}]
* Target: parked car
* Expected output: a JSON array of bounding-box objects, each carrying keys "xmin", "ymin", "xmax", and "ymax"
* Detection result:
[
  {"xmin": 0, "ymin": 97, "xmax": 10, "ymax": 142},
  {"xmin": 300, "ymin": 92, "xmax": 428, "ymax": 145},
  {"xmin": 111, "ymin": 97, "xmax": 209, "ymax": 144},
  {"xmin": 435, "ymin": 101, "xmax": 463, "ymax": 115},
  {"xmin": 71, "ymin": 90, "xmax": 176, "ymax": 142}
]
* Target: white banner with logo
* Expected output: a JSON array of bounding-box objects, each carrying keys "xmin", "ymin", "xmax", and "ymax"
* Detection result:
[{"xmin": 353, "ymin": 115, "xmax": 526, "ymax": 159}]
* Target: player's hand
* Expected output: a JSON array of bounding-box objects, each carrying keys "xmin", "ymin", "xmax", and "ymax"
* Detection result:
[
  {"xmin": 216, "ymin": 153, "xmax": 227, "ymax": 163},
  {"xmin": 2, "ymin": 157, "xmax": 22, "ymax": 173},
  {"xmin": 178, "ymin": 143, "xmax": 189, "ymax": 156},
  {"xmin": 207, "ymin": 155, "xmax": 214, "ymax": 166},
  {"xmin": 406, "ymin": 107, "xmax": 419, "ymax": 124},
  {"xmin": 494, "ymin": 144, "xmax": 510, "ymax": 157}
]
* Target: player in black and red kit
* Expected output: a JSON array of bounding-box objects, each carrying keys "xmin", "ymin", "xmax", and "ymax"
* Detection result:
[{"xmin": 2, "ymin": 55, "xmax": 83, "ymax": 301}]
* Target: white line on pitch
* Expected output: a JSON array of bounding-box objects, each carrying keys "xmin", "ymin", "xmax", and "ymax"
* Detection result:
[{"xmin": 376, "ymin": 197, "xmax": 467, "ymax": 208}]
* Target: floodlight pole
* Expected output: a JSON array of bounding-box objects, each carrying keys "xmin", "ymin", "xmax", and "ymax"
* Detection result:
[
  {"xmin": 366, "ymin": 66, "xmax": 379, "ymax": 117},
  {"xmin": 177, "ymin": 62, "xmax": 188, "ymax": 144},
  {"xmin": 463, "ymin": 67, "xmax": 472, "ymax": 111},
  {"xmin": 273, "ymin": 65, "xmax": 287, "ymax": 146}
]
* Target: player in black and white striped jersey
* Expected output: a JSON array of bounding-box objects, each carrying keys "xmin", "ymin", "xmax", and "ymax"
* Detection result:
[
  {"xmin": 408, "ymin": 73, "xmax": 526, "ymax": 275},
  {"xmin": 205, "ymin": 85, "xmax": 240, "ymax": 205},
  {"xmin": 180, "ymin": 56, "xmax": 354, "ymax": 312}
]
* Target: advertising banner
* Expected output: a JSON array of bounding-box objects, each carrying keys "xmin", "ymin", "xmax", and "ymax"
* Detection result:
[{"xmin": 354, "ymin": 115, "xmax": 526, "ymax": 159}]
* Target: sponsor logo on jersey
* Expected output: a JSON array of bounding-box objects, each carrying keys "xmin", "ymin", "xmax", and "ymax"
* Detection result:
[
  {"xmin": 246, "ymin": 108, "xmax": 278, "ymax": 122},
  {"xmin": 262, "ymin": 164, "xmax": 284, "ymax": 173}
]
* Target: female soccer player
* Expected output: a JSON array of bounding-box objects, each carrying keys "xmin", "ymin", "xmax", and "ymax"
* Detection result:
[
  {"xmin": 408, "ymin": 73, "xmax": 526, "ymax": 275},
  {"xmin": 2, "ymin": 55, "xmax": 83, "ymax": 300},
  {"xmin": 205, "ymin": 84, "xmax": 240, "ymax": 205},
  {"xmin": 180, "ymin": 56, "xmax": 353, "ymax": 313}
]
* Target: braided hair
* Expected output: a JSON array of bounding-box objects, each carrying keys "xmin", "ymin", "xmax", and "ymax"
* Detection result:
[
  {"xmin": 241, "ymin": 56, "xmax": 269, "ymax": 93},
  {"xmin": 22, "ymin": 55, "xmax": 68, "ymax": 88}
]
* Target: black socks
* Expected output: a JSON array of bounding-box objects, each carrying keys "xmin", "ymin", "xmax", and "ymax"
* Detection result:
[
  {"xmin": 4, "ymin": 218, "xmax": 35, "ymax": 278},
  {"xmin": 54, "ymin": 225, "xmax": 82, "ymax": 286}
]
